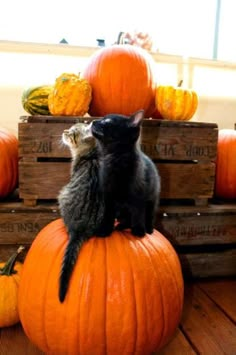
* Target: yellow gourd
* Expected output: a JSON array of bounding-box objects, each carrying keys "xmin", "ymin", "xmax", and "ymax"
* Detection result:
[
  {"xmin": 155, "ymin": 80, "xmax": 198, "ymax": 121},
  {"xmin": 48, "ymin": 73, "xmax": 92, "ymax": 116}
]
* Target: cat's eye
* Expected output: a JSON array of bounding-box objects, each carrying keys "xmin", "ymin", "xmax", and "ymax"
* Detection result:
[{"xmin": 103, "ymin": 118, "xmax": 111, "ymax": 124}]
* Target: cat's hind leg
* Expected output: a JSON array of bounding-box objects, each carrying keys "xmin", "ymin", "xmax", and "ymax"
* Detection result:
[
  {"xmin": 115, "ymin": 208, "xmax": 131, "ymax": 231},
  {"xmin": 130, "ymin": 204, "xmax": 146, "ymax": 237},
  {"xmin": 145, "ymin": 200, "xmax": 157, "ymax": 234}
]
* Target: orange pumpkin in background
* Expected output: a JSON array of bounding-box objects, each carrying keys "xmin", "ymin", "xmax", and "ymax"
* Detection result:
[
  {"xmin": 18, "ymin": 219, "xmax": 184, "ymax": 355},
  {"xmin": 155, "ymin": 80, "xmax": 198, "ymax": 121},
  {"xmin": 151, "ymin": 107, "xmax": 163, "ymax": 119},
  {"xmin": 0, "ymin": 128, "xmax": 18, "ymax": 198},
  {"xmin": 82, "ymin": 44, "xmax": 156, "ymax": 117},
  {"xmin": 215, "ymin": 129, "xmax": 236, "ymax": 199},
  {"xmin": 0, "ymin": 246, "xmax": 24, "ymax": 327}
]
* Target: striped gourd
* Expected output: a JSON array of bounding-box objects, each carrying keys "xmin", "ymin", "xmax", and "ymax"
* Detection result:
[{"xmin": 22, "ymin": 86, "xmax": 53, "ymax": 115}]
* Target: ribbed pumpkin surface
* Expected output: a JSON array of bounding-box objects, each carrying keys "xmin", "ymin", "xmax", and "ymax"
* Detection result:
[
  {"xmin": 215, "ymin": 129, "xmax": 236, "ymax": 199},
  {"xmin": 155, "ymin": 85, "xmax": 198, "ymax": 120},
  {"xmin": 48, "ymin": 73, "xmax": 92, "ymax": 116},
  {"xmin": 18, "ymin": 219, "xmax": 183, "ymax": 355},
  {"xmin": 22, "ymin": 86, "xmax": 53, "ymax": 115},
  {"xmin": 82, "ymin": 45, "xmax": 156, "ymax": 117},
  {"xmin": 0, "ymin": 262, "xmax": 22, "ymax": 327},
  {"xmin": 0, "ymin": 128, "xmax": 18, "ymax": 198}
]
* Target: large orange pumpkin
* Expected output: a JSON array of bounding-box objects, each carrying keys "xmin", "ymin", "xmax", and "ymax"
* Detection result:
[
  {"xmin": 215, "ymin": 129, "xmax": 236, "ymax": 199},
  {"xmin": 82, "ymin": 44, "xmax": 156, "ymax": 117},
  {"xmin": 0, "ymin": 128, "xmax": 18, "ymax": 198},
  {"xmin": 18, "ymin": 219, "xmax": 183, "ymax": 355}
]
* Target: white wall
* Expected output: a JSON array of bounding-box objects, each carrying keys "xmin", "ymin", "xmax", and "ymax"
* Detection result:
[{"xmin": 1, "ymin": 41, "xmax": 236, "ymax": 134}]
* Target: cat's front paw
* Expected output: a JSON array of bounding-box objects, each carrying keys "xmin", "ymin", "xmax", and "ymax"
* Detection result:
[
  {"xmin": 146, "ymin": 227, "xmax": 154, "ymax": 234},
  {"xmin": 131, "ymin": 226, "xmax": 146, "ymax": 237},
  {"xmin": 115, "ymin": 222, "xmax": 130, "ymax": 231},
  {"xmin": 96, "ymin": 226, "xmax": 113, "ymax": 238}
]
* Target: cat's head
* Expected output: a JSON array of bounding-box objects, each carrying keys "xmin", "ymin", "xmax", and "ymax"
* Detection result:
[
  {"xmin": 91, "ymin": 110, "xmax": 144, "ymax": 147},
  {"xmin": 62, "ymin": 122, "xmax": 95, "ymax": 158}
]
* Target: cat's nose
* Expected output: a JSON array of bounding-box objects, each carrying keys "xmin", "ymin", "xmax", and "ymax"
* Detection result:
[{"xmin": 63, "ymin": 129, "xmax": 70, "ymax": 135}]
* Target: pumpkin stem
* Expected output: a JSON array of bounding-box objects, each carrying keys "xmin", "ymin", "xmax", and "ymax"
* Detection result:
[
  {"xmin": 117, "ymin": 31, "xmax": 125, "ymax": 44},
  {"xmin": 178, "ymin": 80, "xmax": 183, "ymax": 87},
  {"xmin": 0, "ymin": 246, "xmax": 24, "ymax": 276}
]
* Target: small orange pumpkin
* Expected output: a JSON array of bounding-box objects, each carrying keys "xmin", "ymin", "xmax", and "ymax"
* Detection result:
[
  {"xmin": 48, "ymin": 73, "xmax": 92, "ymax": 116},
  {"xmin": 215, "ymin": 129, "xmax": 236, "ymax": 199},
  {"xmin": 0, "ymin": 128, "xmax": 18, "ymax": 198},
  {"xmin": 83, "ymin": 44, "xmax": 156, "ymax": 117},
  {"xmin": 0, "ymin": 246, "xmax": 24, "ymax": 327},
  {"xmin": 155, "ymin": 80, "xmax": 198, "ymax": 121},
  {"xmin": 18, "ymin": 219, "xmax": 184, "ymax": 355}
]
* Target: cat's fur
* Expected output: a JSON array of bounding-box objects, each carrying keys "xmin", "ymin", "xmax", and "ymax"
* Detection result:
[
  {"xmin": 58, "ymin": 122, "xmax": 104, "ymax": 302},
  {"xmin": 92, "ymin": 109, "xmax": 161, "ymax": 238}
]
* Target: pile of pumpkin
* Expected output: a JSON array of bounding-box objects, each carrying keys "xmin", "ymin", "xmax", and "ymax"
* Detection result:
[
  {"xmin": 0, "ymin": 44, "xmax": 236, "ymax": 354},
  {"xmin": 22, "ymin": 44, "xmax": 198, "ymax": 121}
]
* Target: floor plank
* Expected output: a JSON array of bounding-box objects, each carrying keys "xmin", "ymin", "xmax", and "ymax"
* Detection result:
[
  {"xmin": 181, "ymin": 283, "xmax": 236, "ymax": 355},
  {"xmin": 0, "ymin": 324, "xmax": 188, "ymax": 355},
  {"xmin": 0, "ymin": 324, "xmax": 43, "ymax": 355},
  {"xmin": 0, "ymin": 280, "xmax": 236, "ymax": 354},
  {"xmin": 158, "ymin": 328, "xmax": 196, "ymax": 355},
  {"xmin": 197, "ymin": 279, "xmax": 236, "ymax": 323}
]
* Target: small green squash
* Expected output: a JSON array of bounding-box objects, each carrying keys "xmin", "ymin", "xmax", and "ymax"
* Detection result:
[{"xmin": 22, "ymin": 86, "xmax": 53, "ymax": 115}]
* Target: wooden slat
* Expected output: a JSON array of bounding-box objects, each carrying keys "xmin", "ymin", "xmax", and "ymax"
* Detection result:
[
  {"xmin": 1, "ymin": 200, "xmax": 236, "ymax": 246},
  {"xmin": 181, "ymin": 284, "xmax": 236, "ymax": 354},
  {"xmin": 0, "ymin": 210, "xmax": 59, "ymax": 244},
  {"xmin": 158, "ymin": 329, "xmax": 196, "ymax": 354},
  {"xmin": 0, "ymin": 324, "xmax": 43, "ymax": 355},
  {"xmin": 19, "ymin": 161, "xmax": 71, "ymax": 200},
  {"xmin": 19, "ymin": 161, "xmax": 215, "ymax": 202},
  {"xmin": 198, "ymin": 279, "xmax": 236, "ymax": 323},
  {"xmin": 21, "ymin": 115, "xmax": 218, "ymax": 128},
  {"xmin": 1, "ymin": 200, "xmax": 236, "ymax": 247},
  {"xmin": 180, "ymin": 249, "xmax": 236, "ymax": 278},
  {"xmin": 141, "ymin": 124, "xmax": 218, "ymax": 161},
  {"xmin": 19, "ymin": 122, "xmax": 72, "ymax": 158},
  {"xmin": 19, "ymin": 117, "xmax": 218, "ymax": 161},
  {"xmin": 157, "ymin": 162, "xmax": 216, "ymax": 199},
  {"xmin": 157, "ymin": 204, "xmax": 236, "ymax": 245}
]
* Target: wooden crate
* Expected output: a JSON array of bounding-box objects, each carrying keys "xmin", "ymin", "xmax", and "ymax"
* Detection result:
[
  {"xmin": 156, "ymin": 203, "xmax": 236, "ymax": 278},
  {"xmin": 18, "ymin": 116, "xmax": 218, "ymax": 206},
  {"xmin": 0, "ymin": 199, "xmax": 60, "ymax": 261},
  {"xmin": 1, "ymin": 198, "xmax": 235, "ymax": 279}
]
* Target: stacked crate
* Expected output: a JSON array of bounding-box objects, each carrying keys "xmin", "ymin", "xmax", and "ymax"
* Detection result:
[
  {"xmin": 1, "ymin": 115, "xmax": 236, "ymax": 278},
  {"xmin": 18, "ymin": 116, "xmax": 218, "ymax": 206}
]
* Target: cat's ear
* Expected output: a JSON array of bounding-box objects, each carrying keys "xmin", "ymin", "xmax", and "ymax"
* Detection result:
[
  {"xmin": 130, "ymin": 110, "xmax": 144, "ymax": 126},
  {"xmin": 82, "ymin": 122, "xmax": 94, "ymax": 143}
]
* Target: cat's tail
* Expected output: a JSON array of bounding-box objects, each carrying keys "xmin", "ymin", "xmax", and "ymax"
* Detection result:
[{"xmin": 59, "ymin": 232, "xmax": 84, "ymax": 303}]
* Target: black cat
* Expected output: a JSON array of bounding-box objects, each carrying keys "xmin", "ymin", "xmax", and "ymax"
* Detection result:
[
  {"xmin": 91, "ymin": 109, "xmax": 161, "ymax": 238},
  {"xmin": 58, "ymin": 123, "xmax": 104, "ymax": 302}
]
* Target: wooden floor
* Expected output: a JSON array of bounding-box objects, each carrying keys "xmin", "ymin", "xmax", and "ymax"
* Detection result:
[{"xmin": 0, "ymin": 279, "xmax": 235, "ymax": 355}]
